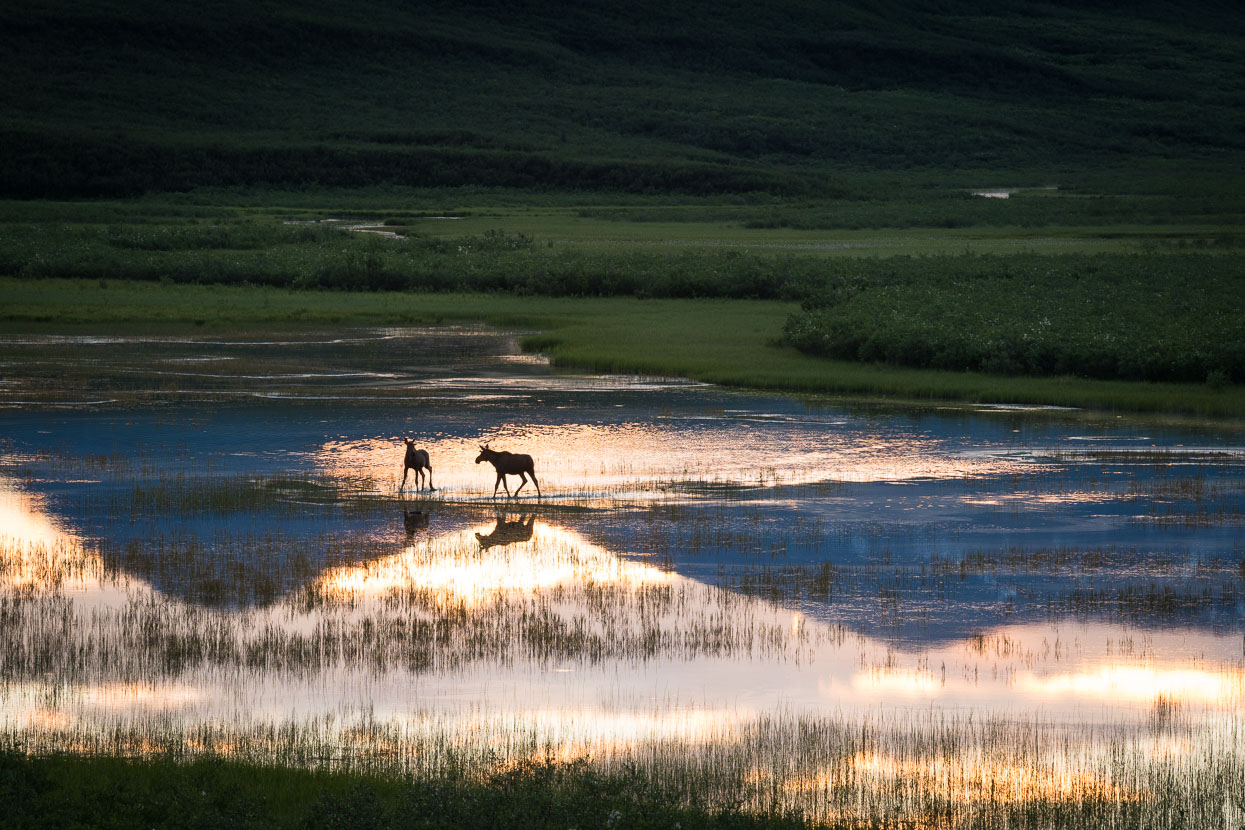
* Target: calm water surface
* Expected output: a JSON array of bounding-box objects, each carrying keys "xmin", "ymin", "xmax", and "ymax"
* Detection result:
[{"xmin": 1, "ymin": 327, "xmax": 1242, "ymax": 820}]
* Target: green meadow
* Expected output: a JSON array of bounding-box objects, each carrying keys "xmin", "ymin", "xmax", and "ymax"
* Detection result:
[
  {"xmin": 4, "ymin": 265, "xmax": 1243, "ymax": 418},
  {"xmin": 1, "ymin": 750, "xmax": 808, "ymax": 830},
  {"xmin": 3, "ymin": 0, "xmax": 1242, "ymax": 419},
  {"xmin": 2, "ymin": 193, "xmax": 1242, "ymax": 417}
]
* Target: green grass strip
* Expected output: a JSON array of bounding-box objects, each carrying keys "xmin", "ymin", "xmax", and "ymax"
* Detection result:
[
  {"xmin": 2, "ymin": 277, "xmax": 1242, "ymax": 418},
  {"xmin": 0, "ymin": 750, "xmax": 814, "ymax": 829}
]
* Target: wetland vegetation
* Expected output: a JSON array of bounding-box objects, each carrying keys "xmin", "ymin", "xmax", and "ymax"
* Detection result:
[
  {"xmin": 2, "ymin": 0, "xmax": 1244, "ymax": 825},
  {"xmin": 2, "ymin": 0, "xmax": 1243, "ymax": 416},
  {"xmin": 4, "ymin": 270, "xmax": 1244, "ymax": 417},
  {"xmin": 1, "ymin": 328, "xmax": 1243, "ymax": 828}
]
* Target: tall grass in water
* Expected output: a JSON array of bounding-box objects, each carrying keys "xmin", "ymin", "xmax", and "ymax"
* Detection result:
[
  {"xmin": 3, "ymin": 523, "xmax": 1244, "ymax": 827},
  {"xmin": 5, "ymin": 708, "xmax": 1242, "ymax": 829}
]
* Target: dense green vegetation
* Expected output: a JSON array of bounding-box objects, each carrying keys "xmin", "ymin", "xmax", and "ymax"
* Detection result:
[
  {"xmin": 0, "ymin": 213, "xmax": 806, "ymax": 297},
  {"xmin": 2, "ymin": 201, "xmax": 1240, "ymax": 295},
  {"xmin": 0, "ymin": 749, "xmax": 809, "ymax": 829},
  {"xmin": 1, "ymin": 0, "xmax": 1242, "ymax": 199},
  {"xmin": 1, "ymin": 1, "xmax": 1241, "ymax": 409},
  {"xmin": 3, "ymin": 200, "xmax": 1241, "ymax": 400},
  {"xmin": 783, "ymin": 253, "xmax": 1244, "ymax": 384}
]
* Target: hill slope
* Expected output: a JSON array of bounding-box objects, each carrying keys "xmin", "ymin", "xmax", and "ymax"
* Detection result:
[{"xmin": 2, "ymin": 0, "xmax": 1242, "ymax": 196}]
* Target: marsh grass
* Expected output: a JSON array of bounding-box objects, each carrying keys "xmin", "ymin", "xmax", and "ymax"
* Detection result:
[
  {"xmin": 1125, "ymin": 473, "xmax": 1245, "ymax": 528},
  {"xmin": 3, "ymin": 478, "xmax": 1244, "ymax": 826},
  {"xmin": 0, "ymin": 526, "xmax": 817, "ymax": 683},
  {"xmin": 5, "ymin": 708, "xmax": 1243, "ymax": 829}
]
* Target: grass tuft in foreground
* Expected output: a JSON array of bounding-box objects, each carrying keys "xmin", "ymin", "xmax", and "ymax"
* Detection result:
[{"xmin": 0, "ymin": 750, "xmax": 809, "ymax": 830}]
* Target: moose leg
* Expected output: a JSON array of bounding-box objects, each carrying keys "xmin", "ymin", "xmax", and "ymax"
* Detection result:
[
  {"xmin": 425, "ymin": 464, "xmax": 435, "ymax": 492},
  {"xmin": 530, "ymin": 469, "xmax": 541, "ymax": 498},
  {"xmin": 514, "ymin": 472, "xmax": 529, "ymax": 496},
  {"xmin": 400, "ymin": 465, "xmax": 410, "ymax": 491}
]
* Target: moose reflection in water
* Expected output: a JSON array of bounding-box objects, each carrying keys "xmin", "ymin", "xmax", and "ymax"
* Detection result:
[
  {"xmin": 475, "ymin": 444, "xmax": 541, "ymax": 498},
  {"xmin": 402, "ymin": 508, "xmax": 429, "ymax": 537},
  {"xmin": 400, "ymin": 438, "xmax": 435, "ymax": 492},
  {"xmin": 475, "ymin": 514, "xmax": 537, "ymax": 549}
]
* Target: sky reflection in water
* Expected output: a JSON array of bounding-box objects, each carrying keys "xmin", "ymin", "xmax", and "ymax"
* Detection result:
[{"xmin": 0, "ymin": 327, "xmax": 1243, "ymax": 817}]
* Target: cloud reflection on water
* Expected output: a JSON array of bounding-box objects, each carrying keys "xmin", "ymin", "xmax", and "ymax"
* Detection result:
[
  {"xmin": 315, "ymin": 521, "xmax": 673, "ymax": 606},
  {"xmin": 2, "ymin": 478, "xmax": 1241, "ymax": 749},
  {"xmin": 314, "ymin": 423, "xmax": 1041, "ymax": 497},
  {"xmin": 1, "ymin": 325, "xmax": 1243, "ymax": 822}
]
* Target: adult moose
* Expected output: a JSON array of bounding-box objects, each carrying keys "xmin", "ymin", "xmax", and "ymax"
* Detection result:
[
  {"xmin": 475, "ymin": 444, "xmax": 541, "ymax": 498},
  {"xmin": 400, "ymin": 438, "xmax": 435, "ymax": 491}
]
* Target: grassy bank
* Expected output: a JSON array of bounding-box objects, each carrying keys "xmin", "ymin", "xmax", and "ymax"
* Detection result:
[
  {"xmin": 2, "ymin": 197, "xmax": 1242, "ymax": 414},
  {"xmin": 1, "ymin": 750, "xmax": 808, "ymax": 829},
  {"xmin": 784, "ymin": 253, "xmax": 1244, "ymax": 384},
  {"xmin": 3, "ymin": 277, "xmax": 1242, "ymax": 418}
]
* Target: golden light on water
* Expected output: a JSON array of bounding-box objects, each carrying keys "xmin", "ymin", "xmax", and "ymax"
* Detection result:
[
  {"xmin": 79, "ymin": 682, "xmax": 203, "ymax": 711},
  {"xmin": 963, "ymin": 490, "xmax": 1118, "ymax": 507},
  {"xmin": 1019, "ymin": 665, "xmax": 1244, "ymax": 706},
  {"xmin": 845, "ymin": 659, "xmax": 1245, "ymax": 710},
  {"xmin": 0, "ymin": 479, "xmax": 101, "ymax": 591},
  {"xmin": 836, "ymin": 752, "xmax": 1135, "ymax": 804},
  {"xmin": 436, "ymin": 708, "xmax": 744, "ymax": 761},
  {"xmin": 315, "ymin": 520, "xmax": 673, "ymax": 605},
  {"xmin": 848, "ymin": 667, "xmax": 943, "ymax": 696},
  {"xmin": 312, "ymin": 424, "xmax": 1041, "ymax": 495},
  {"xmin": 0, "ymin": 484, "xmax": 68, "ymax": 548},
  {"xmin": 5, "ymin": 681, "xmax": 201, "ymax": 733}
]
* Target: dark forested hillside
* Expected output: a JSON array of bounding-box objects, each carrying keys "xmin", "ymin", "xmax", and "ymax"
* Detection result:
[{"xmin": 1, "ymin": 0, "xmax": 1242, "ymax": 196}]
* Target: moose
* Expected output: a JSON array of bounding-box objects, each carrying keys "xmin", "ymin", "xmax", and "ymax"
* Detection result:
[
  {"xmin": 475, "ymin": 514, "xmax": 536, "ymax": 549},
  {"xmin": 400, "ymin": 438, "xmax": 435, "ymax": 491},
  {"xmin": 474, "ymin": 444, "xmax": 541, "ymax": 498}
]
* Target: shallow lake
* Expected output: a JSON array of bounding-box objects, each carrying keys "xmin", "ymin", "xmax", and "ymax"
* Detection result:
[{"xmin": 1, "ymin": 326, "xmax": 1242, "ymax": 824}]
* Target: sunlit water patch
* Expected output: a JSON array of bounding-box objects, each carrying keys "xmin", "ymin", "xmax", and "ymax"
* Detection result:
[
  {"xmin": 1, "ymin": 326, "xmax": 1243, "ymax": 825},
  {"xmin": 1, "ymin": 490, "xmax": 1242, "ymax": 824}
]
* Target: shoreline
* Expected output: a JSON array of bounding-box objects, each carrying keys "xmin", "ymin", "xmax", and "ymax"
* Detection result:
[{"xmin": 2, "ymin": 277, "xmax": 1243, "ymax": 421}]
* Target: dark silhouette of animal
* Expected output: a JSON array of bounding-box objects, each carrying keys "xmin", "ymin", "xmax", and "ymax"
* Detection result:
[
  {"xmin": 474, "ymin": 444, "xmax": 540, "ymax": 498},
  {"xmin": 475, "ymin": 514, "xmax": 536, "ymax": 549},
  {"xmin": 400, "ymin": 438, "xmax": 435, "ymax": 491},
  {"xmin": 403, "ymin": 508, "xmax": 429, "ymax": 536}
]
